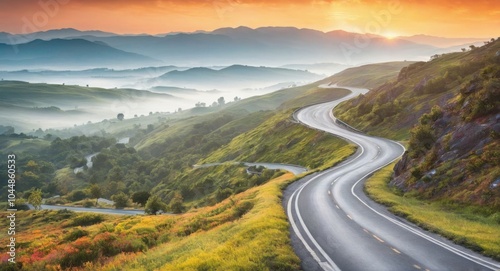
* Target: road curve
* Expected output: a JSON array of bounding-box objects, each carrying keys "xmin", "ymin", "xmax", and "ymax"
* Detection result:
[{"xmin": 286, "ymin": 85, "xmax": 500, "ymax": 271}]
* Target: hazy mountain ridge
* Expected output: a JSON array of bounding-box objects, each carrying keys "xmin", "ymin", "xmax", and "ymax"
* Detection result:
[
  {"xmin": 398, "ymin": 34, "xmax": 486, "ymax": 48},
  {"xmin": 0, "ymin": 66, "xmax": 186, "ymax": 89},
  {"xmin": 0, "ymin": 28, "xmax": 116, "ymax": 44},
  {"xmin": 148, "ymin": 65, "xmax": 324, "ymax": 90},
  {"xmin": 0, "ymin": 81, "xmax": 179, "ymax": 131},
  {"xmin": 0, "ymin": 38, "xmax": 161, "ymax": 69},
  {"xmin": 280, "ymin": 63, "xmax": 352, "ymax": 76},
  {"xmin": 1, "ymin": 27, "xmax": 447, "ymax": 67},
  {"xmin": 1, "ymin": 27, "xmax": 491, "ymax": 69}
]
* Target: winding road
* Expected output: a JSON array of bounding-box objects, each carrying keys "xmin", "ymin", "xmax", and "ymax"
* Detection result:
[{"xmin": 286, "ymin": 85, "xmax": 500, "ymax": 271}]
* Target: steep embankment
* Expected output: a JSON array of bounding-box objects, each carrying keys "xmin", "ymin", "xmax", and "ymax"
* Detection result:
[{"xmin": 335, "ymin": 38, "xmax": 500, "ymax": 209}]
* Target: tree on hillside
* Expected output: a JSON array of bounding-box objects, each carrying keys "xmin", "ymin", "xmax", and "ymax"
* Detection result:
[
  {"xmin": 117, "ymin": 113, "xmax": 124, "ymax": 121},
  {"xmin": 132, "ymin": 191, "xmax": 151, "ymax": 207},
  {"xmin": 28, "ymin": 189, "xmax": 43, "ymax": 210},
  {"xmin": 145, "ymin": 195, "xmax": 167, "ymax": 215},
  {"xmin": 218, "ymin": 97, "xmax": 226, "ymax": 106},
  {"xmin": 111, "ymin": 192, "xmax": 129, "ymax": 209},
  {"xmin": 89, "ymin": 184, "xmax": 101, "ymax": 204},
  {"xmin": 169, "ymin": 192, "xmax": 184, "ymax": 214}
]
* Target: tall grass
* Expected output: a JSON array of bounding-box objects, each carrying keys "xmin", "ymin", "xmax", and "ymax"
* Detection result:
[
  {"xmin": 94, "ymin": 173, "xmax": 302, "ymax": 271},
  {"xmin": 365, "ymin": 163, "xmax": 500, "ymax": 260}
]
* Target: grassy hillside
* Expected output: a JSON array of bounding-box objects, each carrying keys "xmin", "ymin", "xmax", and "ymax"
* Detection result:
[
  {"xmin": 0, "ymin": 81, "xmax": 175, "ymax": 108},
  {"xmin": 0, "ymin": 135, "xmax": 50, "ymax": 154},
  {"xmin": 0, "ymin": 173, "xmax": 302, "ymax": 271},
  {"xmin": 334, "ymin": 40, "xmax": 500, "ymax": 208},
  {"xmin": 319, "ymin": 61, "xmax": 416, "ymax": 89},
  {"xmin": 202, "ymin": 110, "xmax": 354, "ymax": 170}
]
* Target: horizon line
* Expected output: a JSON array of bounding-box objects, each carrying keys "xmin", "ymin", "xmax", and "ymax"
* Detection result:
[{"xmin": 1, "ymin": 26, "xmax": 490, "ymax": 40}]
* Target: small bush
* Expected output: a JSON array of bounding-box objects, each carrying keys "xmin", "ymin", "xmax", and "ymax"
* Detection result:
[
  {"xmin": 94, "ymin": 232, "xmax": 119, "ymax": 256},
  {"xmin": 82, "ymin": 200, "xmax": 94, "ymax": 208},
  {"xmin": 60, "ymin": 248, "xmax": 97, "ymax": 269},
  {"xmin": 233, "ymin": 201, "xmax": 254, "ymax": 218},
  {"xmin": 68, "ymin": 214, "xmax": 104, "ymax": 227},
  {"xmin": 63, "ymin": 228, "xmax": 89, "ymax": 242},
  {"xmin": 68, "ymin": 190, "xmax": 88, "ymax": 201},
  {"xmin": 216, "ymin": 188, "xmax": 233, "ymax": 202},
  {"xmin": 112, "ymin": 236, "xmax": 147, "ymax": 253}
]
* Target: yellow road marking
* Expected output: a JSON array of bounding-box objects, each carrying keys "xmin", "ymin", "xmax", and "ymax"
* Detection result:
[
  {"xmin": 413, "ymin": 264, "xmax": 422, "ymax": 270},
  {"xmin": 391, "ymin": 248, "xmax": 401, "ymax": 254}
]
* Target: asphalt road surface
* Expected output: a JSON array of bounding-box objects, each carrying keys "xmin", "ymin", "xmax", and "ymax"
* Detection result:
[{"xmin": 285, "ymin": 85, "xmax": 500, "ymax": 271}]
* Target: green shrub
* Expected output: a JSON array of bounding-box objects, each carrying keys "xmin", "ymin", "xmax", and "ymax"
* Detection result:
[
  {"xmin": 111, "ymin": 192, "xmax": 129, "ymax": 209},
  {"xmin": 82, "ymin": 199, "xmax": 94, "ymax": 208},
  {"xmin": 60, "ymin": 248, "xmax": 97, "ymax": 269},
  {"xmin": 216, "ymin": 188, "xmax": 233, "ymax": 202},
  {"xmin": 63, "ymin": 228, "xmax": 89, "ymax": 242},
  {"xmin": 68, "ymin": 190, "xmax": 88, "ymax": 201},
  {"xmin": 68, "ymin": 214, "xmax": 104, "ymax": 227},
  {"xmin": 233, "ymin": 201, "xmax": 254, "ymax": 218}
]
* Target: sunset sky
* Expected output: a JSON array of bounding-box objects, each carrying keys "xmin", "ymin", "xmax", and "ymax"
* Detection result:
[{"xmin": 0, "ymin": 0, "xmax": 498, "ymax": 38}]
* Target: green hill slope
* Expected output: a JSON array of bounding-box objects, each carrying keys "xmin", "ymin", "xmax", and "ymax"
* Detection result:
[{"xmin": 319, "ymin": 61, "xmax": 416, "ymax": 89}]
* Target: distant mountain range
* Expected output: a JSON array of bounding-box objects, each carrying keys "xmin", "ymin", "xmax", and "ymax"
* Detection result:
[
  {"xmin": 397, "ymin": 34, "xmax": 486, "ymax": 48},
  {"xmin": 0, "ymin": 27, "xmax": 491, "ymax": 69},
  {"xmin": 75, "ymin": 26, "xmax": 438, "ymax": 66},
  {"xmin": 0, "ymin": 28, "xmax": 116, "ymax": 44},
  {"xmin": 0, "ymin": 39, "xmax": 161, "ymax": 69},
  {"xmin": 146, "ymin": 65, "xmax": 324, "ymax": 90},
  {"xmin": 280, "ymin": 63, "xmax": 352, "ymax": 76}
]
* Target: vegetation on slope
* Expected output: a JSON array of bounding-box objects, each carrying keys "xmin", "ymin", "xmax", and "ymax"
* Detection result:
[
  {"xmin": 318, "ymin": 61, "xmax": 416, "ymax": 89},
  {"xmin": 366, "ymin": 163, "xmax": 500, "ymax": 260},
  {"xmin": 0, "ymin": 173, "xmax": 303, "ymax": 271},
  {"xmin": 202, "ymin": 110, "xmax": 354, "ymax": 170}
]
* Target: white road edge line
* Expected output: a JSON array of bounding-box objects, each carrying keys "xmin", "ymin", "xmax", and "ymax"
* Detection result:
[
  {"xmin": 350, "ymin": 141, "xmax": 500, "ymax": 270},
  {"xmin": 288, "ymin": 173, "xmax": 338, "ymax": 271}
]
